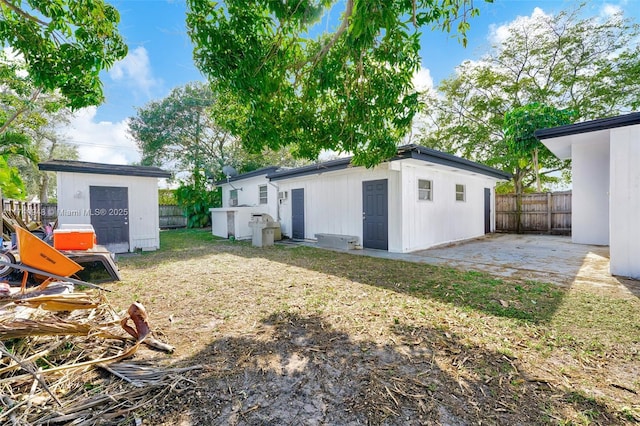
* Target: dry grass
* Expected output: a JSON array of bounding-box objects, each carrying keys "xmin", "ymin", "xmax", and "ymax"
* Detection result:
[{"xmin": 101, "ymin": 229, "xmax": 639, "ymax": 424}]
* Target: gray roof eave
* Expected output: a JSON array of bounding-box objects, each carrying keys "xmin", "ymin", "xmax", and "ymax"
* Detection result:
[
  {"xmin": 401, "ymin": 145, "xmax": 511, "ymax": 180},
  {"xmin": 535, "ymin": 112, "xmax": 640, "ymax": 140},
  {"xmin": 267, "ymin": 158, "xmax": 352, "ymax": 181},
  {"xmin": 214, "ymin": 166, "xmax": 280, "ymax": 185},
  {"xmin": 268, "ymin": 145, "xmax": 511, "ymax": 181},
  {"xmin": 38, "ymin": 160, "xmax": 172, "ymax": 178}
]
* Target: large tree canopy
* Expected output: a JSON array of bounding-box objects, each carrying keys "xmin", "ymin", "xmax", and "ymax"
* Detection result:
[
  {"xmin": 10, "ymin": 107, "xmax": 78, "ymax": 202},
  {"xmin": 420, "ymin": 5, "xmax": 640, "ymax": 191},
  {"xmin": 1, "ymin": 52, "xmax": 54, "ymax": 198},
  {"xmin": 0, "ymin": 0, "xmax": 127, "ymax": 112},
  {"xmin": 186, "ymin": 0, "xmax": 487, "ymax": 167},
  {"xmin": 129, "ymin": 82, "xmax": 305, "ymax": 180}
]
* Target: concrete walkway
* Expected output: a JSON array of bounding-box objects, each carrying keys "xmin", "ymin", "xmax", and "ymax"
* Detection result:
[{"xmin": 295, "ymin": 234, "xmax": 640, "ymax": 296}]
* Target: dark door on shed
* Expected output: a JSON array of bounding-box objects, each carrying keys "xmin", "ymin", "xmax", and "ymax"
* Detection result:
[
  {"xmin": 362, "ymin": 179, "xmax": 388, "ymax": 250},
  {"xmin": 90, "ymin": 186, "xmax": 130, "ymax": 253},
  {"xmin": 291, "ymin": 188, "xmax": 305, "ymax": 240},
  {"xmin": 484, "ymin": 187, "xmax": 491, "ymax": 234}
]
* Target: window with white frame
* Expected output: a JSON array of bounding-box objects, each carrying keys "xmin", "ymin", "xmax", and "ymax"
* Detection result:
[
  {"xmin": 259, "ymin": 185, "xmax": 268, "ymax": 204},
  {"xmin": 455, "ymin": 184, "xmax": 466, "ymax": 202},
  {"xmin": 418, "ymin": 179, "xmax": 432, "ymax": 201},
  {"xmin": 230, "ymin": 189, "xmax": 238, "ymax": 206}
]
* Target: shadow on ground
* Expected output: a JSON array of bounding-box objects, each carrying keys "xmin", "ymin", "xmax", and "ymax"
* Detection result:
[{"xmin": 148, "ymin": 311, "xmax": 626, "ymax": 425}]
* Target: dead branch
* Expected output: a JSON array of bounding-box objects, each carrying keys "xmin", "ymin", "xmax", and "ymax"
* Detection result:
[{"xmin": 0, "ymin": 341, "xmax": 62, "ymax": 407}]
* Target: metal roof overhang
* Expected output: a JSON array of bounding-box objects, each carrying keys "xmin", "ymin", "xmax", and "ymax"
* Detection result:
[
  {"xmin": 535, "ymin": 112, "xmax": 640, "ymax": 160},
  {"xmin": 38, "ymin": 160, "xmax": 172, "ymax": 178},
  {"xmin": 242, "ymin": 145, "xmax": 510, "ymax": 182},
  {"xmin": 214, "ymin": 166, "xmax": 280, "ymax": 185},
  {"xmin": 396, "ymin": 146, "xmax": 511, "ymax": 180}
]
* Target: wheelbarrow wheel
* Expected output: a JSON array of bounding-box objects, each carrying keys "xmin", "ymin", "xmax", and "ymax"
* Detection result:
[{"xmin": 0, "ymin": 251, "xmax": 16, "ymax": 278}]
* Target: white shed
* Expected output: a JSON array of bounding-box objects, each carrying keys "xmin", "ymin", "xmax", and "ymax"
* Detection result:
[
  {"xmin": 38, "ymin": 160, "xmax": 171, "ymax": 253},
  {"xmin": 213, "ymin": 145, "xmax": 510, "ymax": 253},
  {"xmin": 536, "ymin": 112, "xmax": 640, "ymax": 279}
]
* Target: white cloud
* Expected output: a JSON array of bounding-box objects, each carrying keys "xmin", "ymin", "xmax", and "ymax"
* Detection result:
[
  {"xmin": 412, "ymin": 67, "xmax": 434, "ymax": 93},
  {"xmin": 59, "ymin": 107, "xmax": 141, "ymax": 165},
  {"xmin": 407, "ymin": 67, "xmax": 436, "ymax": 144},
  {"xmin": 108, "ymin": 46, "xmax": 161, "ymax": 98},
  {"xmin": 601, "ymin": 3, "xmax": 622, "ymax": 17},
  {"xmin": 488, "ymin": 7, "xmax": 550, "ymax": 45}
]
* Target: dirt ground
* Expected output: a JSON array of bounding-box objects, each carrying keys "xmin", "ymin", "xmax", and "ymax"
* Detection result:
[{"xmin": 100, "ymin": 230, "xmax": 639, "ymax": 426}]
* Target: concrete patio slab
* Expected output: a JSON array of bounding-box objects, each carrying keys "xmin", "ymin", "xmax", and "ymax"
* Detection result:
[{"xmin": 298, "ymin": 233, "xmax": 640, "ymax": 296}]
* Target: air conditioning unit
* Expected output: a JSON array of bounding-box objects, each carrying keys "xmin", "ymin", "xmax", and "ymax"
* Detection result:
[
  {"xmin": 229, "ymin": 198, "xmax": 238, "ymax": 207},
  {"xmin": 278, "ymin": 191, "xmax": 288, "ymax": 200}
]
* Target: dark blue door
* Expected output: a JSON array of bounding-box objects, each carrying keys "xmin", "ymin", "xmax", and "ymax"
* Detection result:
[
  {"xmin": 291, "ymin": 188, "xmax": 305, "ymax": 240},
  {"xmin": 90, "ymin": 186, "xmax": 129, "ymax": 253},
  {"xmin": 484, "ymin": 188, "xmax": 491, "ymax": 234},
  {"xmin": 362, "ymin": 179, "xmax": 388, "ymax": 250}
]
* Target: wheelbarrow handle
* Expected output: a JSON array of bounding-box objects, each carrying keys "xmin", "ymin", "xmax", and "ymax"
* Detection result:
[{"xmin": 0, "ymin": 261, "xmax": 111, "ymax": 292}]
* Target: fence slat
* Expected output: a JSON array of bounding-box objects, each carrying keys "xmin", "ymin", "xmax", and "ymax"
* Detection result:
[{"xmin": 495, "ymin": 191, "xmax": 571, "ymax": 234}]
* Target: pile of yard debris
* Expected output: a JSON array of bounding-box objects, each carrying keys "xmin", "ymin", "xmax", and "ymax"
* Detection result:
[{"xmin": 0, "ymin": 284, "xmax": 197, "ymax": 425}]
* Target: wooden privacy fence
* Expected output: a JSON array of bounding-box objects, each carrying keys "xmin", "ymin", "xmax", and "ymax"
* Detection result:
[
  {"xmin": 496, "ymin": 191, "xmax": 571, "ymax": 235},
  {"xmin": 1, "ymin": 200, "xmax": 187, "ymax": 232},
  {"xmin": 1, "ymin": 199, "xmax": 43, "ymax": 222},
  {"xmin": 158, "ymin": 205, "xmax": 187, "ymax": 228}
]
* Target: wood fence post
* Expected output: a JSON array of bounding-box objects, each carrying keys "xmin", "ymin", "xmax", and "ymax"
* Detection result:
[{"xmin": 547, "ymin": 192, "xmax": 552, "ymax": 234}]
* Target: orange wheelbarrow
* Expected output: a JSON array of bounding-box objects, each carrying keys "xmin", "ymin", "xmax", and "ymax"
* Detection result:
[
  {"xmin": 10, "ymin": 227, "xmax": 83, "ymax": 292},
  {"xmin": 0, "ymin": 227, "xmax": 109, "ymax": 292}
]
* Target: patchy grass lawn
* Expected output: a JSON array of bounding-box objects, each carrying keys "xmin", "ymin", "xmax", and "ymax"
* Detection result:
[{"xmin": 108, "ymin": 228, "xmax": 640, "ymax": 425}]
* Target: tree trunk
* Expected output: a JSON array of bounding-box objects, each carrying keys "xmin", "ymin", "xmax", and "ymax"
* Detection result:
[
  {"xmin": 38, "ymin": 139, "xmax": 58, "ymax": 203},
  {"xmin": 514, "ymin": 171, "xmax": 523, "ymax": 234},
  {"xmin": 39, "ymin": 173, "xmax": 49, "ymax": 203},
  {"xmin": 533, "ymin": 148, "xmax": 542, "ymax": 192}
]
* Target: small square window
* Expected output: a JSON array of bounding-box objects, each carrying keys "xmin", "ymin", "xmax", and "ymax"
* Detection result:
[
  {"xmin": 455, "ymin": 184, "xmax": 465, "ymax": 202},
  {"xmin": 259, "ymin": 185, "xmax": 268, "ymax": 204},
  {"xmin": 418, "ymin": 179, "xmax": 432, "ymax": 201},
  {"xmin": 230, "ymin": 189, "xmax": 238, "ymax": 206}
]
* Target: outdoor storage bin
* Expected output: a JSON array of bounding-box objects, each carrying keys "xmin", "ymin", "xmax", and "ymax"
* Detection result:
[{"xmin": 53, "ymin": 224, "xmax": 96, "ymax": 251}]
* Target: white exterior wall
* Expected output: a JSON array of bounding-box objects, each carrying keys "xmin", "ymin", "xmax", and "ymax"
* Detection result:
[
  {"xmin": 609, "ymin": 124, "xmax": 640, "ymax": 279},
  {"xmin": 210, "ymin": 206, "xmax": 272, "ymax": 240},
  {"xmin": 276, "ymin": 161, "xmax": 500, "ymax": 253},
  {"xmin": 398, "ymin": 162, "xmax": 498, "ymax": 252},
  {"xmin": 219, "ymin": 175, "xmax": 278, "ymax": 219},
  {"xmin": 56, "ymin": 172, "xmax": 161, "ymax": 251},
  {"xmin": 212, "ymin": 174, "xmax": 279, "ymax": 239},
  {"xmin": 276, "ymin": 164, "xmax": 404, "ymax": 251},
  {"xmin": 571, "ymin": 140, "xmax": 610, "ymax": 245}
]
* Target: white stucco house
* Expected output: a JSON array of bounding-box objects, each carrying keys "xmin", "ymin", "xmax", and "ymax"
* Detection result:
[
  {"xmin": 39, "ymin": 160, "xmax": 172, "ymax": 253},
  {"xmin": 535, "ymin": 112, "xmax": 640, "ymax": 279},
  {"xmin": 213, "ymin": 145, "xmax": 510, "ymax": 253}
]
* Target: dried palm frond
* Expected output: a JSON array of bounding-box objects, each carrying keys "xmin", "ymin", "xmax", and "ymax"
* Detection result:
[
  {"xmin": 13, "ymin": 293, "xmax": 99, "ymax": 311},
  {"xmin": 0, "ymin": 292, "xmax": 179, "ymax": 425},
  {"xmin": 0, "ymin": 318, "xmax": 93, "ymax": 339}
]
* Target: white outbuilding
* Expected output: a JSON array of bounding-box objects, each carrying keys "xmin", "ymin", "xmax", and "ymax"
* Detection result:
[
  {"xmin": 209, "ymin": 167, "xmax": 280, "ymax": 240},
  {"xmin": 536, "ymin": 112, "xmax": 640, "ymax": 279},
  {"xmin": 39, "ymin": 160, "xmax": 172, "ymax": 253},
  {"xmin": 213, "ymin": 145, "xmax": 510, "ymax": 253}
]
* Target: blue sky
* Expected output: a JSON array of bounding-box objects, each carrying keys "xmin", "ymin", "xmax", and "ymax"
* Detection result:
[{"xmin": 62, "ymin": 0, "xmax": 640, "ymax": 165}]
